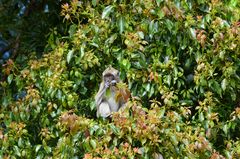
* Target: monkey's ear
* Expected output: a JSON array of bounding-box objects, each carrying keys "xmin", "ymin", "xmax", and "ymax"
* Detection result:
[
  {"xmin": 102, "ymin": 65, "xmax": 112, "ymax": 76},
  {"xmin": 107, "ymin": 65, "xmax": 112, "ymax": 70}
]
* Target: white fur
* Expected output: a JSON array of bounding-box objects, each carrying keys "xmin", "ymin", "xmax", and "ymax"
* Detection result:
[{"xmin": 98, "ymin": 102, "xmax": 111, "ymax": 118}]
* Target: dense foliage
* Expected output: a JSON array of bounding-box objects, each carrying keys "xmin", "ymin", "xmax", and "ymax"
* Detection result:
[{"xmin": 1, "ymin": 0, "xmax": 240, "ymax": 158}]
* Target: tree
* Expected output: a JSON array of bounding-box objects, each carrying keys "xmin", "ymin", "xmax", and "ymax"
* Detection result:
[{"xmin": 0, "ymin": 0, "xmax": 240, "ymax": 158}]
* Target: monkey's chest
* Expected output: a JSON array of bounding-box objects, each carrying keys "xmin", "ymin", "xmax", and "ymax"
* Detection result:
[{"xmin": 106, "ymin": 92, "xmax": 119, "ymax": 112}]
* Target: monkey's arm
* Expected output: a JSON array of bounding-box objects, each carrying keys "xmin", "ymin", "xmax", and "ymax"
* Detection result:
[{"xmin": 95, "ymin": 82, "xmax": 108, "ymax": 107}]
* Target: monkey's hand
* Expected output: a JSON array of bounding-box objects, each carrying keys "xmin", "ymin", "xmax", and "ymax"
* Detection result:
[{"xmin": 105, "ymin": 81, "xmax": 110, "ymax": 88}]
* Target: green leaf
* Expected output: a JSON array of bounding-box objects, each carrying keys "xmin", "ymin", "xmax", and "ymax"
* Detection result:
[
  {"xmin": 68, "ymin": 24, "xmax": 77, "ymax": 38},
  {"xmin": 106, "ymin": 88, "xmax": 111, "ymax": 97},
  {"xmin": 149, "ymin": 20, "xmax": 155, "ymax": 34},
  {"xmin": 83, "ymin": 141, "xmax": 91, "ymax": 151},
  {"xmin": 137, "ymin": 31, "xmax": 144, "ymax": 39},
  {"xmin": 145, "ymin": 83, "xmax": 150, "ymax": 92},
  {"xmin": 199, "ymin": 112, "xmax": 204, "ymax": 122},
  {"xmin": 106, "ymin": 34, "xmax": 117, "ymax": 44},
  {"xmin": 110, "ymin": 124, "xmax": 119, "ymax": 134},
  {"xmin": 122, "ymin": 59, "xmax": 131, "ymax": 69},
  {"xmin": 102, "ymin": 5, "xmax": 114, "ymax": 19},
  {"xmin": 166, "ymin": 75, "xmax": 171, "ymax": 86},
  {"xmin": 141, "ymin": 138, "xmax": 147, "ymax": 145},
  {"xmin": 223, "ymin": 124, "xmax": 228, "ymax": 135},
  {"xmin": 221, "ymin": 78, "xmax": 227, "ymax": 91},
  {"xmin": 44, "ymin": 146, "xmax": 51, "ymax": 153},
  {"xmin": 189, "ymin": 28, "xmax": 196, "ymax": 39},
  {"xmin": 127, "ymin": 135, "xmax": 133, "ymax": 144},
  {"xmin": 224, "ymin": 151, "xmax": 232, "ymax": 159},
  {"xmin": 80, "ymin": 45, "xmax": 85, "ymax": 58},
  {"xmin": 90, "ymin": 139, "xmax": 97, "ymax": 149},
  {"xmin": 35, "ymin": 145, "xmax": 42, "ymax": 153},
  {"xmin": 18, "ymin": 138, "xmax": 23, "ymax": 147},
  {"xmin": 159, "ymin": 107, "xmax": 165, "ymax": 118},
  {"xmin": 90, "ymin": 101, "xmax": 95, "ymax": 111},
  {"xmin": 229, "ymin": 0, "xmax": 237, "ymax": 7},
  {"xmin": 56, "ymin": 89, "xmax": 62, "ymax": 99},
  {"xmin": 7, "ymin": 74, "xmax": 13, "ymax": 84},
  {"xmin": 118, "ymin": 16, "xmax": 125, "ymax": 34},
  {"xmin": 230, "ymin": 91, "xmax": 236, "ymax": 101},
  {"xmin": 13, "ymin": 146, "xmax": 21, "ymax": 156},
  {"xmin": 158, "ymin": 10, "xmax": 164, "ymax": 19},
  {"xmin": 67, "ymin": 49, "xmax": 74, "ymax": 64},
  {"xmin": 165, "ymin": 19, "xmax": 173, "ymax": 31},
  {"xmin": 113, "ymin": 137, "xmax": 118, "ymax": 146},
  {"xmin": 156, "ymin": 0, "xmax": 163, "ymax": 5},
  {"xmin": 149, "ymin": 85, "xmax": 155, "ymax": 97},
  {"xmin": 170, "ymin": 135, "xmax": 178, "ymax": 146},
  {"xmin": 92, "ymin": 0, "xmax": 97, "ymax": 6},
  {"xmin": 210, "ymin": 80, "xmax": 222, "ymax": 96},
  {"xmin": 176, "ymin": 124, "xmax": 180, "ymax": 132}
]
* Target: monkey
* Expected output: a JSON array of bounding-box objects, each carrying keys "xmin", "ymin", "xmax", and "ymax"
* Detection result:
[
  {"xmin": 95, "ymin": 66, "xmax": 127, "ymax": 118},
  {"xmin": 95, "ymin": 67, "xmax": 163, "ymax": 158}
]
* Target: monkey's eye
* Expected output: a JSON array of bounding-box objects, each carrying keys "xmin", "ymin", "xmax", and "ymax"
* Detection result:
[{"xmin": 117, "ymin": 71, "xmax": 120, "ymax": 76}]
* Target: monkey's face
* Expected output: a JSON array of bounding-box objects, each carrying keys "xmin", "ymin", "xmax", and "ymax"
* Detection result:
[
  {"xmin": 104, "ymin": 74, "xmax": 116, "ymax": 86},
  {"xmin": 102, "ymin": 67, "xmax": 120, "ymax": 87}
]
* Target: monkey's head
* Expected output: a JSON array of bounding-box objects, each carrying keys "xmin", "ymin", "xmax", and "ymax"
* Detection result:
[{"xmin": 102, "ymin": 66, "xmax": 120, "ymax": 86}]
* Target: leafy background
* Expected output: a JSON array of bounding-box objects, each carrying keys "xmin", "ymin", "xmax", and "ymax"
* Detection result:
[{"xmin": 0, "ymin": 0, "xmax": 240, "ymax": 158}]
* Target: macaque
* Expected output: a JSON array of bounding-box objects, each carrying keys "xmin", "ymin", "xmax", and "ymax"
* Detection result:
[
  {"xmin": 95, "ymin": 66, "xmax": 128, "ymax": 118},
  {"xmin": 95, "ymin": 67, "xmax": 163, "ymax": 158}
]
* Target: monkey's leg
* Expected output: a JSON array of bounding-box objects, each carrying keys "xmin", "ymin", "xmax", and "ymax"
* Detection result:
[{"xmin": 97, "ymin": 101, "xmax": 111, "ymax": 118}]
